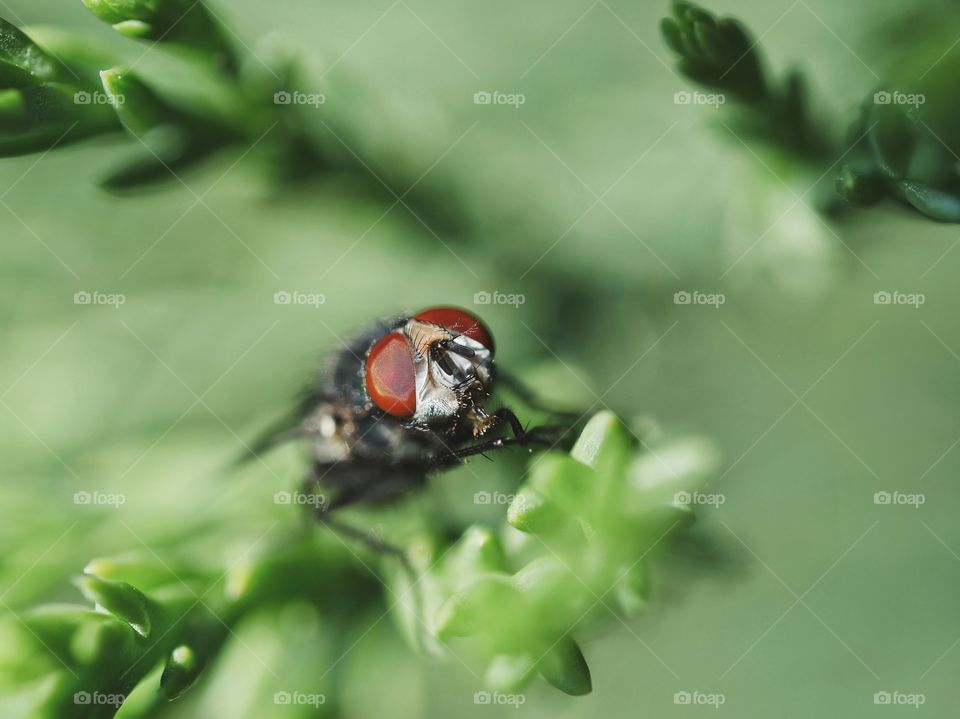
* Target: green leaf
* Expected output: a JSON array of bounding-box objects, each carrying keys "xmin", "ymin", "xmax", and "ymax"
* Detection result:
[
  {"xmin": 81, "ymin": 0, "xmax": 151, "ymax": 25},
  {"xmin": 537, "ymin": 637, "xmax": 592, "ymax": 696},
  {"xmin": 612, "ymin": 564, "xmax": 650, "ymax": 617},
  {"xmin": 112, "ymin": 19, "xmax": 154, "ymax": 40},
  {"xmin": 100, "ymin": 67, "xmax": 179, "ymax": 132},
  {"xmin": 159, "ymin": 645, "xmax": 203, "ymax": 701},
  {"xmin": 445, "ymin": 526, "xmax": 508, "ymax": 584},
  {"xmin": 528, "ymin": 453, "xmax": 595, "ymax": 516},
  {"xmin": 899, "ymin": 181, "xmax": 960, "ymax": 222},
  {"xmin": 0, "ymin": 58, "xmax": 41, "ymax": 88},
  {"xmin": 660, "ymin": 18, "xmax": 685, "ymax": 56},
  {"xmin": 25, "ymin": 27, "xmax": 118, "ymax": 88},
  {"xmin": 507, "ymin": 487, "xmax": 566, "ymax": 534},
  {"xmin": 569, "ymin": 411, "xmax": 631, "ymax": 469},
  {"xmin": 835, "ymin": 164, "xmax": 885, "ymax": 206},
  {"xmin": 0, "ymin": 84, "xmax": 119, "ymax": 157},
  {"xmin": 73, "ymin": 575, "xmax": 153, "ymax": 638},
  {"xmin": 434, "ymin": 574, "xmax": 517, "ymax": 639},
  {"xmin": 83, "ymin": 0, "xmax": 237, "ymax": 71},
  {"xmin": 0, "ymin": 18, "xmax": 59, "ymax": 83},
  {"xmin": 99, "ymin": 133, "xmax": 222, "ymax": 191}
]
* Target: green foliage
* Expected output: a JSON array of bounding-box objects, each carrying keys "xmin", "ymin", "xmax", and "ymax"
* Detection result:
[
  {"xmin": 662, "ymin": 0, "xmax": 960, "ymax": 223},
  {"xmin": 81, "ymin": 0, "xmax": 236, "ymax": 71},
  {"xmin": 0, "ymin": 18, "xmax": 118, "ymax": 156},
  {"xmin": 0, "ymin": 413, "xmax": 717, "ymax": 714},
  {"xmin": 0, "ymin": 4, "xmax": 456, "ymax": 227},
  {"xmin": 836, "ymin": 53, "xmax": 960, "ymax": 221},
  {"xmin": 661, "ymin": 1, "xmax": 831, "ymax": 162},
  {"xmin": 388, "ymin": 412, "xmax": 718, "ymax": 696},
  {"xmin": 0, "ymin": 530, "xmax": 369, "ymax": 717}
]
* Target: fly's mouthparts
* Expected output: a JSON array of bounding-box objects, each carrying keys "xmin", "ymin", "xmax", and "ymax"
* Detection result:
[{"xmin": 445, "ymin": 342, "xmax": 476, "ymax": 358}]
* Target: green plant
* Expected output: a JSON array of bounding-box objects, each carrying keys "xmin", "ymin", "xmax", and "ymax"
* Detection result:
[
  {"xmin": 661, "ymin": 0, "xmax": 960, "ymax": 222},
  {"xmin": 0, "ymin": 412, "xmax": 718, "ymax": 716},
  {"xmin": 0, "ymin": 1, "xmax": 463, "ymax": 230}
]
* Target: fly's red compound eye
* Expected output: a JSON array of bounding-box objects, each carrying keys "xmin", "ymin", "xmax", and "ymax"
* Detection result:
[
  {"xmin": 365, "ymin": 333, "xmax": 416, "ymax": 417},
  {"xmin": 414, "ymin": 306, "xmax": 494, "ymax": 353}
]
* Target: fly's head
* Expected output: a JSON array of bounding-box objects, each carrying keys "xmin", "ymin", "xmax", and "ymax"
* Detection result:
[{"xmin": 364, "ymin": 306, "xmax": 497, "ymax": 436}]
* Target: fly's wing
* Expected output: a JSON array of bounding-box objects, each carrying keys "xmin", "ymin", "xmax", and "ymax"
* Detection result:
[{"xmin": 240, "ymin": 315, "xmax": 407, "ymax": 463}]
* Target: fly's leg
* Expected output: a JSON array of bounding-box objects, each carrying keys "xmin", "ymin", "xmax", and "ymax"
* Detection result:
[
  {"xmin": 300, "ymin": 466, "xmax": 415, "ymax": 562},
  {"xmin": 439, "ymin": 408, "xmax": 569, "ymax": 463},
  {"xmin": 299, "ymin": 465, "xmax": 428, "ymax": 646}
]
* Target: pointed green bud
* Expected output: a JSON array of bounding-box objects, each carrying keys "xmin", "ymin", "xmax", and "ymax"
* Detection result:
[
  {"xmin": 538, "ymin": 637, "xmax": 591, "ymax": 696},
  {"xmin": 446, "ymin": 526, "xmax": 507, "ymax": 585},
  {"xmin": 434, "ymin": 574, "xmax": 515, "ymax": 639},
  {"xmin": 507, "ymin": 487, "xmax": 565, "ymax": 534},
  {"xmin": 528, "ymin": 453, "xmax": 594, "ymax": 516},
  {"xmin": 74, "ymin": 575, "xmax": 153, "ymax": 638},
  {"xmin": 570, "ymin": 411, "xmax": 632, "ymax": 470},
  {"xmin": 100, "ymin": 67, "xmax": 178, "ymax": 132},
  {"xmin": 159, "ymin": 645, "xmax": 203, "ymax": 701},
  {"xmin": 82, "ymin": 0, "xmax": 236, "ymax": 71}
]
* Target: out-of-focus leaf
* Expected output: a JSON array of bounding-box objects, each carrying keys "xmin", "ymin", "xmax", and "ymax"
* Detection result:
[
  {"xmin": 100, "ymin": 67, "xmax": 181, "ymax": 133},
  {"xmin": 0, "ymin": 59, "xmax": 39, "ymax": 88},
  {"xmin": 392, "ymin": 412, "xmax": 717, "ymax": 695},
  {"xmin": 99, "ymin": 133, "xmax": 223, "ymax": 191},
  {"xmin": 73, "ymin": 575, "xmax": 153, "ymax": 638},
  {"xmin": 0, "ymin": 84, "xmax": 118, "ymax": 157},
  {"xmin": 25, "ymin": 27, "xmax": 118, "ymax": 88},
  {"xmin": 82, "ymin": 0, "xmax": 236, "ymax": 71},
  {"xmin": 899, "ymin": 181, "xmax": 960, "ymax": 222},
  {"xmin": 0, "ymin": 18, "xmax": 59, "ymax": 84},
  {"xmin": 537, "ymin": 637, "xmax": 591, "ymax": 696},
  {"xmin": 159, "ymin": 645, "xmax": 203, "ymax": 701}
]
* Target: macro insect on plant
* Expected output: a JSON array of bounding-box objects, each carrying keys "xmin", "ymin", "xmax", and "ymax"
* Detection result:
[{"xmin": 251, "ymin": 306, "xmax": 571, "ymax": 554}]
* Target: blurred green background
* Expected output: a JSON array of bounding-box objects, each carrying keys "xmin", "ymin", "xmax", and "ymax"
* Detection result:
[{"xmin": 2, "ymin": 0, "xmax": 960, "ymax": 716}]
